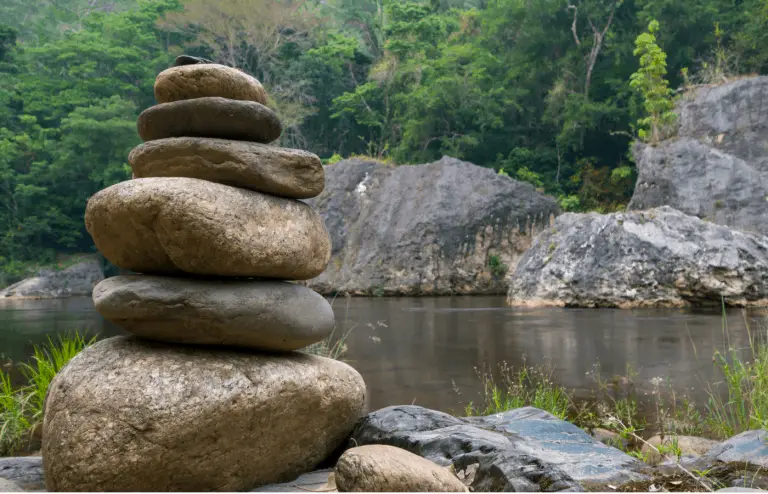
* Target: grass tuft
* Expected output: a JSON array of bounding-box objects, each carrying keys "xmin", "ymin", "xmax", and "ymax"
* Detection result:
[
  {"xmin": 464, "ymin": 359, "xmax": 571, "ymax": 419},
  {"xmin": 0, "ymin": 331, "xmax": 94, "ymax": 455}
]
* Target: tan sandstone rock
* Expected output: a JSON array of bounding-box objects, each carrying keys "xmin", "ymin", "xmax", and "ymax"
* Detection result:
[
  {"xmin": 42, "ymin": 336, "xmax": 366, "ymax": 492},
  {"xmin": 85, "ymin": 177, "xmax": 331, "ymax": 279},
  {"xmin": 335, "ymin": 445, "xmax": 468, "ymax": 492},
  {"xmin": 154, "ymin": 64, "xmax": 268, "ymax": 105},
  {"xmin": 137, "ymin": 97, "xmax": 282, "ymax": 143},
  {"xmin": 641, "ymin": 435, "xmax": 720, "ymax": 465},
  {"xmin": 129, "ymin": 137, "xmax": 325, "ymax": 199},
  {"xmin": 93, "ymin": 275, "xmax": 335, "ymax": 351}
]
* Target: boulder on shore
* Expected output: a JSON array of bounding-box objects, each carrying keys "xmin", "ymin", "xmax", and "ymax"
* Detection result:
[
  {"xmin": 507, "ymin": 207, "xmax": 768, "ymax": 308},
  {"xmin": 629, "ymin": 76, "xmax": 768, "ymax": 237},
  {"xmin": 42, "ymin": 336, "xmax": 366, "ymax": 491},
  {"xmin": 348, "ymin": 405, "xmax": 646, "ymax": 491},
  {"xmin": 304, "ymin": 156, "xmax": 559, "ymax": 296},
  {"xmin": 85, "ymin": 177, "xmax": 331, "ymax": 279},
  {"xmin": 0, "ymin": 257, "xmax": 103, "ymax": 299}
]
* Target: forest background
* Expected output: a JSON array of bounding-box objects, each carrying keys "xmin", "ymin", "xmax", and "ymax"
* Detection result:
[{"xmin": 0, "ymin": 0, "xmax": 766, "ymax": 278}]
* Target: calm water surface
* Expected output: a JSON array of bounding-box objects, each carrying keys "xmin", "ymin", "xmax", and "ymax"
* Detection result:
[{"xmin": 0, "ymin": 296, "xmax": 763, "ymax": 414}]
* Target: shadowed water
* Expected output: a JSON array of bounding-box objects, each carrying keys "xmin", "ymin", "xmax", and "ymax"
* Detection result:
[{"xmin": 0, "ymin": 296, "xmax": 762, "ymax": 414}]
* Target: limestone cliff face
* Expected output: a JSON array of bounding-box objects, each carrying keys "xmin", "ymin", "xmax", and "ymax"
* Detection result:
[
  {"xmin": 630, "ymin": 76, "xmax": 768, "ymax": 236},
  {"xmin": 304, "ymin": 157, "xmax": 559, "ymax": 295}
]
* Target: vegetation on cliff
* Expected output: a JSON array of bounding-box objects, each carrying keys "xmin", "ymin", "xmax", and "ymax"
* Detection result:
[{"xmin": 0, "ymin": 0, "xmax": 767, "ymax": 272}]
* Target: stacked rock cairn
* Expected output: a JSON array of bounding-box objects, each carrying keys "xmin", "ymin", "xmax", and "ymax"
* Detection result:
[{"xmin": 41, "ymin": 57, "xmax": 366, "ymax": 492}]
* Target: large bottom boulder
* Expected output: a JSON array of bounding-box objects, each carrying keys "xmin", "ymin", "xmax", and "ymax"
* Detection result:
[
  {"xmin": 42, "ymin": 336, "xmax": 366, "ymax": 491},
  {"xmin": 507, "ymin": 206, "xmax": 768, "ymax": 308}
]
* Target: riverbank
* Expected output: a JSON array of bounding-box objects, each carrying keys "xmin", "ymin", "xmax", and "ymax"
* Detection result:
[{"xmin": 3, "ymin": 307, "xmax": 767, "ymax": 454}]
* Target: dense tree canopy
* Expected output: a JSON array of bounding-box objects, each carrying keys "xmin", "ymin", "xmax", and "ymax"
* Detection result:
[{"xmin": 0, "ymin": 0, "xmax": 766, "ymax": 276}]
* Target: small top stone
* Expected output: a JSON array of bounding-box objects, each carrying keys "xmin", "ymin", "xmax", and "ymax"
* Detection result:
[
  {"xmin": 155, "ymin": 64, "xmax": 268, "ymax": 105},
  {"xmin": 174, "ymin": 55, "xmax": 213, "ymax": 66}
]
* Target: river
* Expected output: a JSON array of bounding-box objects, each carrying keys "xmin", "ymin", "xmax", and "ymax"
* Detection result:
[{"xmin": 0, "ymin": 296, "xmax": 763, "ymax": 415}]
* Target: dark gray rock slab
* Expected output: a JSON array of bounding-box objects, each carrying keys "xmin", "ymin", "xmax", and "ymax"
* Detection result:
[
  {"xmin": 303, "ymin": 157, "xmax": 559, "ymax": 296},
  {"xmin": 507, "ymin": 207, "xmax": 768, "ymax": 308},
  {"xmin": 349, "ymin": 405, "xmax": 647, "ymax": 491},
  {"xmin": 0, "ymin": 457, "xmax": 43, "ymax": 491},
  {"xmin": 468, "ymin": 407, "xmax": 646, "ymax": 485}
]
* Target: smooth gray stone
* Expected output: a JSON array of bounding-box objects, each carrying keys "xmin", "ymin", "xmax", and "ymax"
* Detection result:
[{"xmin": 94, "ymin": 276, "xmax": 335, "ymax": 351}]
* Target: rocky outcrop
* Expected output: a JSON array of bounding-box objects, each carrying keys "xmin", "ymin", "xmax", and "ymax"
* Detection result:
[
  {"xmin": 43, "ymin": 336, "xmax": 365, "ymax": 492},
  {"xmin": 348, "ymin": 405, "xmax": 646, "ymax": 491},
  {"xmin": 304, "ymin": 157, "xmax": 559, "ymax": 296},
  {"xmin": 507, "ymin": 207, "xmax": 768, "ymax": 308},
  {"xmin": 0, "ymin": 257, "xmax": 103, "ymax": 299},
  {"xmin": 630, "ymin": 76, "xmax": 768, "ymax": 236}
]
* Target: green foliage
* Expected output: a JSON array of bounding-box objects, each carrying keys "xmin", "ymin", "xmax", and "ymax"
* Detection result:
[
  {"xmin": 325, "ymin": 153, "xmax": 344, "ymax": 165},
  {"xmin": 0, "ymin": 331, "xmax": 94, "ymax": 455},
  {"xmin": 630, "ymin": 20, "xmax": 677, "ymax": 144},
  {"xmin": 465, "ymin": 361, "xmax": 571, "ymax": 420},
  {"xmin": 20, "ymin": 332, "xmax": 96, "ymax": 420},
  {"xmin": 559, "ymin": 195, "xmax": 582, "ymax": 212},
  {"xmin": 0, "ymin": 370, "xmax": 31, "ymax": 456},
  {"xmin": 487, "ymin": 254, "xmax": 508, "ymax": 278},
  {"xmin": 2, "ymin": 0, "xmax": 768, "ymax": 268},
  {"xmin": 706, "ymin": 343, "xmax": 768, "ymax": 438}
]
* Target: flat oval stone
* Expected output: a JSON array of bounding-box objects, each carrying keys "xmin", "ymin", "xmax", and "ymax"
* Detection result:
[
  {"xmin": 42, "ymin": 336, "xmax": 366, "ymax": 491},
  {"xmin": 93, "ymin": 276, "xmax": 335, "ymax": 351},
  {"xmin": 85, "ymin": 177, "xmax": 331, "ymax": 279},
  {"xmin": 128, "ymin": 137, "xmax": 324, "ymax": 199},
  {"xmin": 137, "ymin": 97, "xmax": 282, "ymax": 143},
  {"xmin": 155, "ymin": 64, "xmax": 268, "ymax": 105}
]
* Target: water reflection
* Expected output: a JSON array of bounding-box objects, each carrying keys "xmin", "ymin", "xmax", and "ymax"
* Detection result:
[
  {"xmin": 334, "ymin": 296, "xmax": 762, "ymax": 413},
  {"xmin": 0, "ymin": 296, "xmax": 762, "ymax": 414}
]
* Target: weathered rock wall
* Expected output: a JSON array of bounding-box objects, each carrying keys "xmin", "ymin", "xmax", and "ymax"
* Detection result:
[
  {"xmin": 304, "ymin": 157, "xmax": 560, "ymax": 296},
  {"xmin": 506, "ymin": 207, "xmax": 768, "ymax": 308},
  {"xmin": 630, "ymin": 76, "xmax": 768, "ymax": 236}
]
